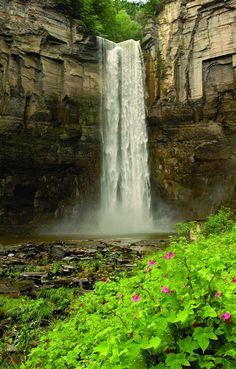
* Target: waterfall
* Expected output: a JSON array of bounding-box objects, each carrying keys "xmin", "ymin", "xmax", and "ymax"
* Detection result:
[{"xmin": 98, "ymin": 38, "xmax": 153, "ymax": 234}]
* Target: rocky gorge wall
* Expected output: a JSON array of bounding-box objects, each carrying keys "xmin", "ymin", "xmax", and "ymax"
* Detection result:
[
  {"xmin": 0, "ymin": 0, "xmax": 235, "ymax": 233},
  {"xmin": 0, "ymin": 0, "xmax": 101, "ymax": 233},
  {"xmin": 143, "ymin": 0, "xmax": 236, "ymax": 219}
]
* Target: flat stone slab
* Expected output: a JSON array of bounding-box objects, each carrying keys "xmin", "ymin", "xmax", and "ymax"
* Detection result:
[
  {"xmin": 0, "ymin": 279, "xmax": 35, "ymax": 294},
  {"xmin": 20, "ymin": 272, "xmax": 48, "ymax": 279}
]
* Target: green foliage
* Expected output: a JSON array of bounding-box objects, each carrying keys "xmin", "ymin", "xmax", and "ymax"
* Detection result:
[
  {"xmin": 22, "ymin": 226, "xmax": 236, "ymax": 369},
  {"xmin": 110, "ymin": 10, "xmax": 143, "ymax": 43},
  {"xmin": 176, "ymin": 221, "xmax": 197, "ymax": 237},
  {"xmin": 55, "ymin": 0, "xmax": 143, "ymax": 42},
  {"xmin": 143, "ymin": 0, "xmax": 164, "ymax": 16},
  {"xmin": 55, "ymin": 0, "xmax": 165, "ymax": 42},
  {"xmin": 202, "ymin": 207, "xmax": 234, "ymax": 237},
  {"xmin": 0, "ymin": 288, "xmax": 76, "ymax": 364}
]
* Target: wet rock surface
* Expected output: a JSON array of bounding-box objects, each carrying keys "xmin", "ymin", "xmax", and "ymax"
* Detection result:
[{"xmin": 0, "ymin": 238, "xmax": 170, "ymax": 295}]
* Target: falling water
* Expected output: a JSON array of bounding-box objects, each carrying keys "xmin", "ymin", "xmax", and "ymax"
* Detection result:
[{"xmin": 98, "ymin": 38, "xmax": 153, "ymax": 233}]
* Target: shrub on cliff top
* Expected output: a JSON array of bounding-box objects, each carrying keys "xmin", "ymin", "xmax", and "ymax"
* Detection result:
[{"xmin": 55, "ymin": 0, "xmax": 143, "ymax": 41}]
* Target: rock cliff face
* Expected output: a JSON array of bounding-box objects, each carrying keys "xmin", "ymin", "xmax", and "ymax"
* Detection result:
[
  {"xmin": 0, "ymin": 0, "xmax": 235, "ymax": 233},
  {"xmin": 0, "ymin": 0, "xmax": 101, "ymax": 233},
  {"xmin": 143, "ymin": 0, "xmax": 236, "ymax": 219}
]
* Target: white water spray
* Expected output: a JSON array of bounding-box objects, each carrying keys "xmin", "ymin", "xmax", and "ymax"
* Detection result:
[{"xmin": 98, "ymin": 38, "xmax": 153, "ymax": 234}]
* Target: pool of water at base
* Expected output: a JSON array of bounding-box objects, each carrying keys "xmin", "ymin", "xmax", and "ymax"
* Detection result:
[{"xmin": 0, "ymin": 232, "xmax": 176, "ymax": 248}]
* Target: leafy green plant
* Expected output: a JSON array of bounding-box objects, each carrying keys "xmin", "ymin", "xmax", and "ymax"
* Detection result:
[
  {"xmin": 202, "ymin": 207, "xmax": 234, "ymax": 237},
  {"xmin": 176, "ymin": 220, "xmax": 197, "ymax": 238},
  {"xmin": 51, "ymin": 260, "xmax": 63, "ymax": 274},
  {"xmin": 109, "ymin": 10, "xmax": 143, "ymax": 43},
  {"xmin": 54, "ymin": 0, "xmax": 166, "ymax": 42},
  {"xmin": 143, "ymin": 0, "xmax": 164, "ymax": 16},
  {"xmin": 22, "ymin": 226, "xmax": 236, "ymax": 369}
]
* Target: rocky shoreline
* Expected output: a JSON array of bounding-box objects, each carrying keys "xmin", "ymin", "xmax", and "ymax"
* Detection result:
[{"xmin": 0, "ymin": 238, "xmax": 170, "ymax": 296}]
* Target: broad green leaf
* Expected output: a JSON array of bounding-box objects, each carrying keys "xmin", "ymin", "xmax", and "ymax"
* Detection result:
[
  {"xmin": 152, "ymin": 364, "xmax": 165, "ymax": 369},
  {"xmin": 149, "ymin": 336, "xmax": 161, "ymax": 349},
  {"xmin": 174, "ymin": 309, "xmax": 189, "ymax": 323},
  {"xmin": 166, "ymin": 353, "xmax": 190, "ymax": 369},
  {"xmin": 93, "ymin": 341, "xmax": 110, "ymax": 356},
  {"xmin": 198, "ymin": 355, "xmax": 215, "ymax": 369},
  {"xmin": 193, "ymin": 327, "xmax": 218, "ymax": 352},
  {"xmin": 201, "ymin": 305, "xmax": 217, "ymax": 319},
  {"xmin": 197, "ymin": 336, "xmax": 210, "ymax": 353},
  {"xmin": 178, "ymin": 336, "xmax": 199, "ymax": 353},
  {"xmin": 141, "ymin": 336, "xmax": 161, "ymax": 350}
]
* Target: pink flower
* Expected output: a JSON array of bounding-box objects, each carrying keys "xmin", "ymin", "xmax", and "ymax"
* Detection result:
[
  {"xmin": 215, "ymin": 291, "xmax": 223, "ymax": 298},
  {"xmin": 164, "ymin": 251, "xmax": 175, "ymax": 260},
  {"xmin": 131, "ymin": 294, "xmax": 141, "ymax": 302},
  {"xmin": 148, "ymin": 260, "xmax": 156, "ymax": 266},
  {"xmin": 162, "ymin": 286, "xmax": 171, "ymax": 294},
  {"xmin": 231, "ymin": 278, "xmax": 236, "ymax": 284},
  {"xmin": 183, "ymin": 283, "xmax": 187, "ymax": 288},
  {"xmin": 146, "ymin": 266, "xmax": 151, "ymax": 272},
  {"xmin": 220, "ymin": 312, "xmax": 231, "ymax": 321}
]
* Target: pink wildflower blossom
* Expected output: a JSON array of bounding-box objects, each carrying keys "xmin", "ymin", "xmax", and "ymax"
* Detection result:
[
  {"xmin": 220, "ymin": 312, "xmax": 231, "ymax": 322},
  {"xmin": 148, "ymin": 260, "xmax": 156, "ymax": 266},
  {"xmin": 146, "ymin": 266, "xmax": 151, "ymax": 272},
  {"xmin": 164, "ymin": 251, "xmax": 175, "ymax": 260},
  {"xmin": 131, "ymin": 294, "xmax": 141, "ymax": 302},
  {"xmin": 231, "ymin": 278, "xmax": 236, "ymax": 284},
  {"xmin": 162, "ymin": 286, "xmax": 171, "ymax": 294},
  {"xmin": 215, "ymin": 291, "xmax": 223, "ymax": 298},
  {"xmin": 183, "ymin": 283, "xmax": 187, "ymax": 288}
]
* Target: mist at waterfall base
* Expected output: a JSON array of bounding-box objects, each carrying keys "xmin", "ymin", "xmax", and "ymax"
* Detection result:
[{"xmin": 46, "ymin": 38, "xmax": 174, "ymax": 237}]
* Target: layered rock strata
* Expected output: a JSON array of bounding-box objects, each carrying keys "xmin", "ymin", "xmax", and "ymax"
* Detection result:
[
  {"xmin": 143, "ymin": 0, "xmax": 236, "ymax": 219},
  {"xmin": 0, "ymin": 0, "xmax": 101, "ymax": 232},
  {"xmin": 0, "ymin": 0, "xmax": 235, "ymax": 231}
]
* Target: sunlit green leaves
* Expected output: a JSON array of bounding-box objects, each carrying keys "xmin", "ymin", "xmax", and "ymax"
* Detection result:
[
  {"xmin": 140, "ymin": 336, "xmax": 161, "ymax": 350},
  {"xmin": 22, "ymin": 224, "xmax": 236, "ymax": 369},
  {"xmin": 193, "ymin": 327, "xmax": 218, "ymax": 353},
  {"xmin": 200, "ymin": 305, "xmax": 218, "ymax": 319},
  {"xmin": 178, "ymin": 336, "xmax": 199, "ymax": 354},
  {"xmin": 165, "ymin": 353, "xmax": 190, "ymax": 369}
]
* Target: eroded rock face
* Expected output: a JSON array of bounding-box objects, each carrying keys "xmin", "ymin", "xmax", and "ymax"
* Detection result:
[
  {"xmin": 1, "ymin": 0, "xmax": 235, "ymax": 232},
  {"xmin": 0, "ymin": 0, "xmax": 101, "ymax": 233},
  {"xmin": 143, "ymin": 0, "xmax": 236, "ymax": 219}
]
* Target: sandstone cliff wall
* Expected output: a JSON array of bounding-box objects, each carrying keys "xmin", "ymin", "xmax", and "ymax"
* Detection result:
[
  {"xmin": 143, "ymin": 0, "xmax": 236, "ymax": 219},
  {"xmin": 0, "ymin": 0, "xmax": 101, "ymax": 233},
  {"xmin": 0, "ymin": 0, "xmax": 235, "ymax": 232}
]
